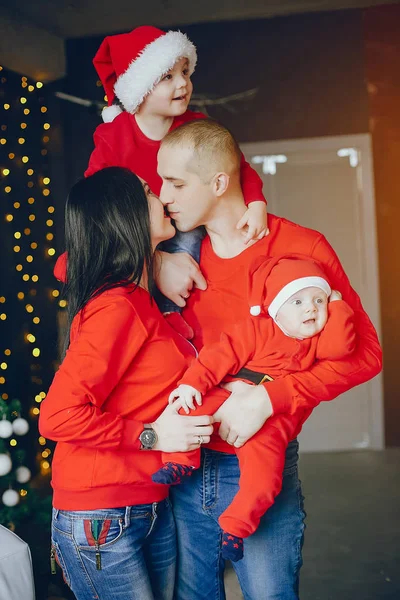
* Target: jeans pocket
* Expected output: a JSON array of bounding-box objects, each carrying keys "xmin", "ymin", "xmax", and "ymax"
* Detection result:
[
  {"xmin": 74, "ymin": 515, "xmax": 125, "ymax": 550},
  {"xmin": 51, "ymin": 540, "xmax": 71, "ymax": 588}
]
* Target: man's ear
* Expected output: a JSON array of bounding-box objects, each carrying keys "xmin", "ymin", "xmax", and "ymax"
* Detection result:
[{"xmin": 212, "ymin": 172, "xmax": 230, "ymax": 196}]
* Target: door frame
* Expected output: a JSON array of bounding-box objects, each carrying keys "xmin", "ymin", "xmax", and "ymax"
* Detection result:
[{"xmin": 240, "ymin": 133, "xmax": 384, "ymax": 450}]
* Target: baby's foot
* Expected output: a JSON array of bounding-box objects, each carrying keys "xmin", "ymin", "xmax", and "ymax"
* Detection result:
[
  {"xmin": 152, "ymin": 462, "xmax": 194, "ymax": 485},
  {"xmin": 221, "ymin": 531, "xmax": 244, "ymax": 562}
]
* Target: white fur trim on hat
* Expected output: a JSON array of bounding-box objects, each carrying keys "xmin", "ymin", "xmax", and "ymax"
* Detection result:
[
  {"xmin": 268, "ymin": 277, "xmax": 331, "ymax": 320},
  {"xmin": 102, "ymin": 104, "xmax": 123, "ymax": 123},
  {"xmin": 114, "ymin": 31, "xmax": 197, "ymax": 114}
]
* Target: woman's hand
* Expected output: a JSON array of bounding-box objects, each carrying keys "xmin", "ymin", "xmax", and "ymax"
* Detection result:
[
  {"xmin": 151, "ymin": 402, "xmax": 213, "ymax": 452},
  {"xmin": 213, "ymin": 381, "xmax": 273, "ymax": 448},
  {"xmin": 154, "ymin": 251, "xmax": 207, "ymax": 307}
]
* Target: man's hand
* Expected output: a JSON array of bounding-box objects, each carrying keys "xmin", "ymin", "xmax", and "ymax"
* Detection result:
[
  {"xmin": 151, "ymin": 403, "xmax": 213, "ymax": 452},
  {"xmin": 213, "ymin": 380, "xmax": 273, "ymax": 448},
  {"xmin": 154, "ymin": 251, "xmax": 207, "ymax": 307}
]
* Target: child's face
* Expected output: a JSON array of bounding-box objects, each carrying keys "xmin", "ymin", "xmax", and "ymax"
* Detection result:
[
  {"xmin": 137, "ymin": 57, "xmax": 193, "ymax": 118},
  {"xmin": 275, "ymin": 286, "xmax": 329, "ymax": 339}
]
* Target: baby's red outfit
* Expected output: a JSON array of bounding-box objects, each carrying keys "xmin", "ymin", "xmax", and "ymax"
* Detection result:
[{"xmin": 163, "ymin": 297, "xmax": 356, "ymax": 537}]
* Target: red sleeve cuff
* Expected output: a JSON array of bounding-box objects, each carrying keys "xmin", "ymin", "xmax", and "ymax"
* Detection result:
[
  {"xmin": 263, "ymin": 378, "xmax": 295, "ymax": 415},
  {"xmin": 120, "ymin": 419, "xmax": 144, "ymax": 450}
]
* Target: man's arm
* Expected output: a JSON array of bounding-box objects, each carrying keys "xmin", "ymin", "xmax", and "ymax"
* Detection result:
[{"xmin": 264, "ymin": 234, "xmax": 382, "ymax": 415}]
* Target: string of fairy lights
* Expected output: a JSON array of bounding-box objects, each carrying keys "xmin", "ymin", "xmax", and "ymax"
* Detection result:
[{"xmin": 1, "ymin": 65, "xmax": 64, "ymax": 485}]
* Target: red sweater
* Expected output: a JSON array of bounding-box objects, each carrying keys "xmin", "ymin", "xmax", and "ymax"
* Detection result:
[
  {"xmin": 183, "ymin": 214, "xmax": 382, "ymax": 452},
  {"xmin": 54, "ymin": 110, "xmax": 266, "ymax": 282},
  {"xmin": 85, "ymin": 109, "xmax": 265, "ymax": 200},
  {"xmin": 39, "ymin": 286, "xmax": 194, "ymax": 510},
  {"xmin": 180, "ymin": 300, "xmax": 356, "ymax": 394}
]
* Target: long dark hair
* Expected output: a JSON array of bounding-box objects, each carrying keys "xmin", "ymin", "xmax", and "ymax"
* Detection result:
[{"xmin": 64, "ymin": 167, "xmax": 154, "ymax": 349}]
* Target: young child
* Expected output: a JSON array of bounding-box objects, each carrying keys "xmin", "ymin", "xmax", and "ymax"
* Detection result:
[
  {"xmin": 152, "ymin": 254, "xmax": 357, "ymax": 561},
  {"xmin": 55, "ymin": 25, "xmax": 268, "ymax": 338}
]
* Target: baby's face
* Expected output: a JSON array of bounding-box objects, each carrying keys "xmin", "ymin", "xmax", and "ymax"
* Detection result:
[{"xmin": 275, "ymin": 286, "xmax": 328, "ymax": 339}]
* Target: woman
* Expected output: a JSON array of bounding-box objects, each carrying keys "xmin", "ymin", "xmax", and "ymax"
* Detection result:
[{"xmin": 39, "ymin": 167, "xmax": 214, "ymax": 600}]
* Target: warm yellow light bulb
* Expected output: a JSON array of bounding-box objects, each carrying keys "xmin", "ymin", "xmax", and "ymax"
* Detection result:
[
  {"xmin": 32, "ymin": 348, "xmax": 40, "ymax": 357},
  {"xmin": 2, "ymin": 168, "xmax": 10, "ymax": 176},
  {"xmin": 47, "ymin": 248, "xmax": 56, "ymax": 256}
]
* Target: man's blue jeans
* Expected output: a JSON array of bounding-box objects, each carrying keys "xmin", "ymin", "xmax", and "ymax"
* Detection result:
[
  {"xmin": 51, "ymin": 499, "xmax": 176, "ymax": 600},
  {"xmin": 170, "ymin": 441, "xmax": 305, "ymax": 600}
]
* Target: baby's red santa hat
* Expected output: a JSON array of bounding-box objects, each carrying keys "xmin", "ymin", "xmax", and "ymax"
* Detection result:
[
  {"xmin": 93, "ymin": 25, "xmax": 197, "ymax": 122},
  {"xmin": 248, "ymin": 254, "xmax": 332, "ymax": 320}
]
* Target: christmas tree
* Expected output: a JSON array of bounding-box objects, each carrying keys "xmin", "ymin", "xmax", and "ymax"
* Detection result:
[{"xmin": 0, "ymin": 66, "xmax": 60, "ymax": 531}]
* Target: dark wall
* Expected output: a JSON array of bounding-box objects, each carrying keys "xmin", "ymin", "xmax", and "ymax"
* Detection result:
[{"xmin": 59, "ymin": 9, "xmax": 369, "ymax": 190}]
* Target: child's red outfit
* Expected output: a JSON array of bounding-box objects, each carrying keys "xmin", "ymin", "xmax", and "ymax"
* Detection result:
[
  {"xmin": 53, "ymin": 109, "xmax": 264, "ymax": 282},
  {"xmin": 176, "ymin": 215, "xmax": 381, "ymax": 536},
  {"xmin": 39, "ymin": 285, "xmax": 200, "ymax": 511},
  {"xmin": 160, "ymin": 264, "xmax": 356, "ymax": 538},
  {"xmin": 85, "ymin": 109, "xmax": 264, "ymax": 200}
]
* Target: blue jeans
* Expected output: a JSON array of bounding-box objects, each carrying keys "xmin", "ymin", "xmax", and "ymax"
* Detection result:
[
  {"xmin": 158, "ymin": 226, "xmax": 206, "ymax": 313},
  {"xmin": 170, "ymin": 441, "xmax": 305, "ymax": 600},
  {"xmin": 51, "ymin": 500, "xmax": 176, "ymax": 600}
]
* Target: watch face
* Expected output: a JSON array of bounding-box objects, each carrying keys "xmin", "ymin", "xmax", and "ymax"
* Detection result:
[{"xmin": 140, "ymin": 428, "xmax": 157, "ymax": 448}]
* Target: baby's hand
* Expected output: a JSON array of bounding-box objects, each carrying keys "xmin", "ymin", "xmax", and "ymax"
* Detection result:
[
  {"xmin": 329, "ymin": 290, "xmax": 342, "ymax": 302},
  {"xmin": 236, "ymin": 201, "xmax": 269, "ymax": 245},
  {"xmin": 168, "ymin": 385, "xmax": 203, "ymax": 414}
]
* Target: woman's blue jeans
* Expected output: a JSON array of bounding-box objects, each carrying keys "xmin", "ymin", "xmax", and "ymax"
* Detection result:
[
  {"xmin": 170, "ymin": 441, "xmax": 306, "ymax": 600},
  {"xmin": 51, "ymin": 499, "xmax": 176, "ymax": 600}
]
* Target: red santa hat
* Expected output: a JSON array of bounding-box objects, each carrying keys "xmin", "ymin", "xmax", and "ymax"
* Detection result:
[
  {"xmin": 248, "ymin": 254, "xmax": 332, "ymax": 319},
  {"xmin": 93, "ymin": 25, "xmax": 197, "ymax": 122}
]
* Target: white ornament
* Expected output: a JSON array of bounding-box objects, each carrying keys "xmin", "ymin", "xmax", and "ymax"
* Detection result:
[
  {"xmin": 2, "ymin": 489, "xmax": 20, "ymax": 507},
  {"xmin": 15, "ymin": 466, "xmax": 31, "ymax": 484},
  {"xmin": 12, "ymin": 418, "xmax": 29, "ymax": 436},
  {"xmin": 0, "ymin": 454, "xmax": 12, "ymax": 476},
  {"xmin": 0, "ymin": 420, "xmax": 13, "ymax": 439}
]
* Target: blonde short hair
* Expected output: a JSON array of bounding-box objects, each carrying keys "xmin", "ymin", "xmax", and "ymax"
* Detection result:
[{"xmin": 162, "ymin": 118, "xmax": 241, "ymax": 182}]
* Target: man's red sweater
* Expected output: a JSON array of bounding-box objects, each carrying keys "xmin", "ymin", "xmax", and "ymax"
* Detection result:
[{"xmin": 183, "ymin": 213, "xmax": 383, "ymax": 453}]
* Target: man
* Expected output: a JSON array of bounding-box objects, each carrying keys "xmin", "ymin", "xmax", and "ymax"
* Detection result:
[{"xmin": 156, "ymin": 119, "xmax": 382, "ymax": 600}]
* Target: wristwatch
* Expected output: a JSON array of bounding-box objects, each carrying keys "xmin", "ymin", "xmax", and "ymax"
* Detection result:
[{"xmin": 139, "ymin": 424, "xmax": 158, "ymax": 450}]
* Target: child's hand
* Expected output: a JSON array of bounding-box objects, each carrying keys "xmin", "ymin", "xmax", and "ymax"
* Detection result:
[
  {"xmin": 168, "ymin": 385, "xmax": 203, "ymax": 414},
  {"xmin": 236, "ymin": 201, "xmax": 269, "ymax": 245},
  {"xmin": 329, "ymin": 290, "xmax": 342, "ymax": 302}
]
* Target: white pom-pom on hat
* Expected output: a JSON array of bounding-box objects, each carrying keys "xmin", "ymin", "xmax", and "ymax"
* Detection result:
[
  {"xmin": 250, "ymin": 305, "xmax": 261, "ymax": 316},
  {"xmin": 102, "ymin": 104, "xmax": 123, "ymax": 123}
]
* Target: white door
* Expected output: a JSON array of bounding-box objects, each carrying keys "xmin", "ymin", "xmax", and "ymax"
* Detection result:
[{"xmin": 241, "ymin": 134, "xmax": 384, "ymax": 452}]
